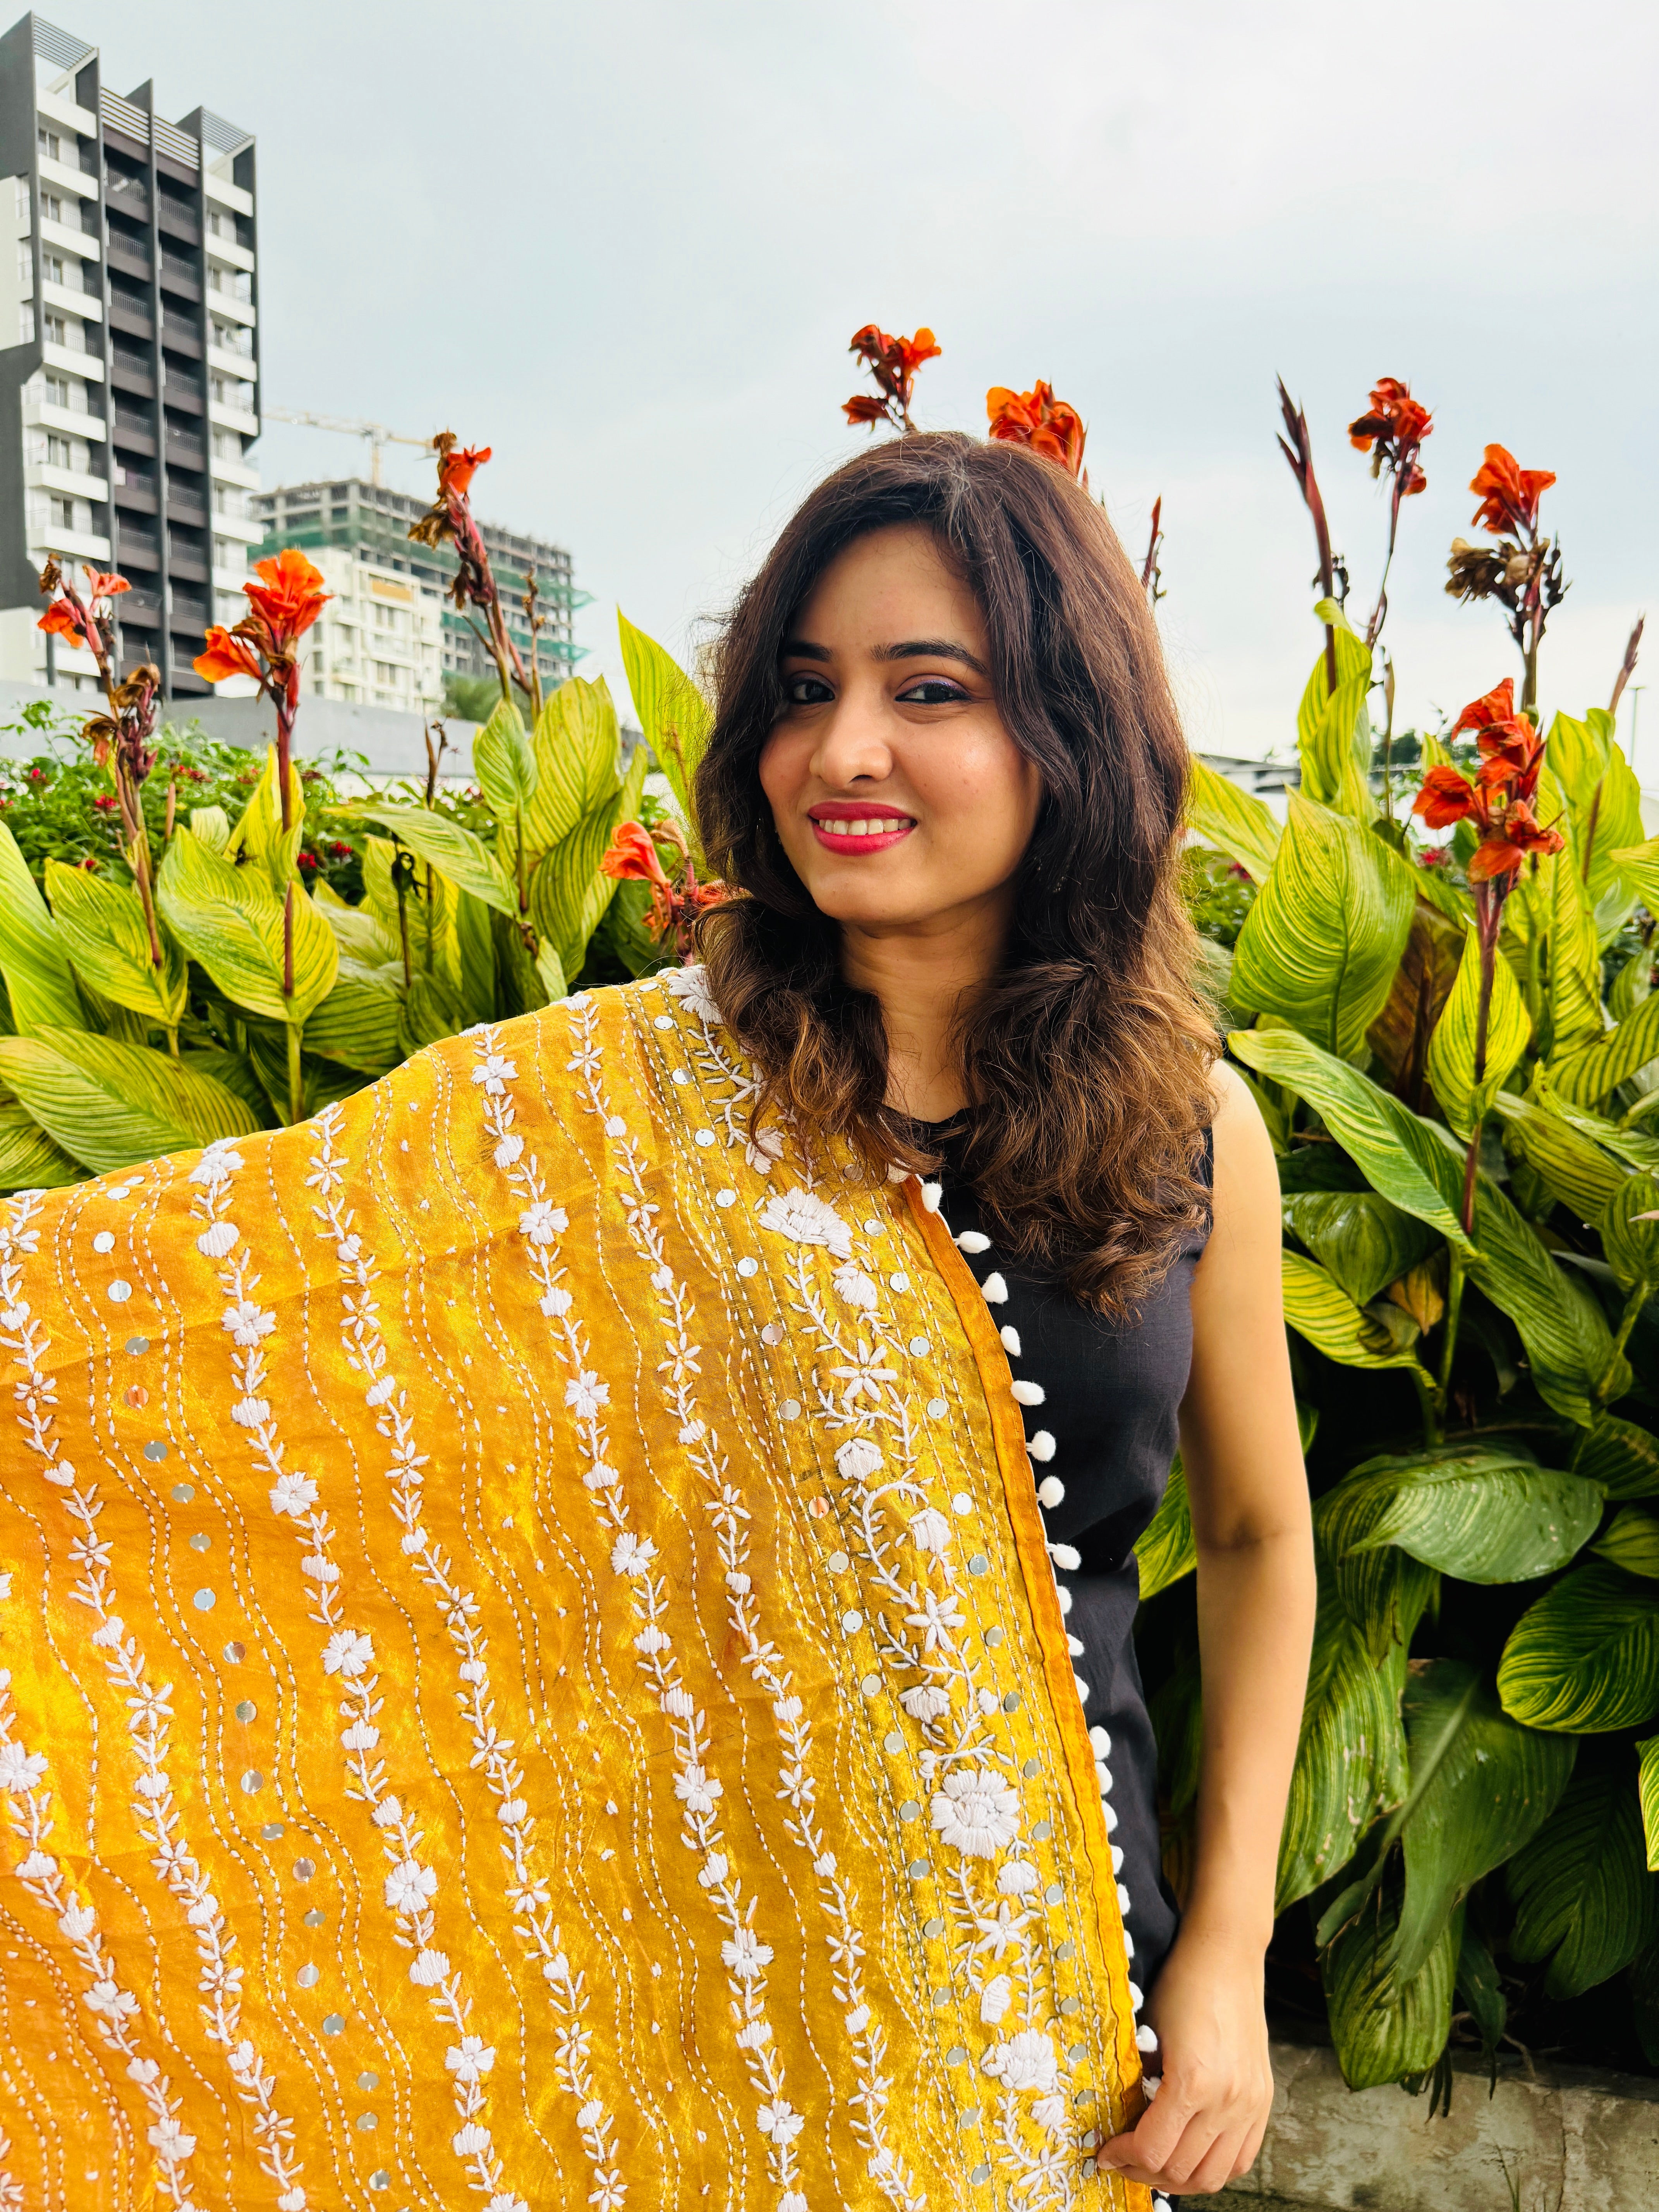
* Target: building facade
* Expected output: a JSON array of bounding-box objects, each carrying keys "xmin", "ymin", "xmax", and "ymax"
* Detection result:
[
  {"xmin": 254, "ymin": 476, "xmax": 584, "ymax": 713},
  {"xmin": 0, "ymin": 12, "xmax": 259, "ymax": 701}
]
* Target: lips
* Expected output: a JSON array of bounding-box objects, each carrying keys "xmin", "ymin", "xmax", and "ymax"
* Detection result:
[{"xmin": 807, "ymin": 805, "xmax": 916, "ymax": 855}]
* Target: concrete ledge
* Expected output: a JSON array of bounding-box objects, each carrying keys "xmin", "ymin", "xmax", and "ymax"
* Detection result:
[{"xmin": 1209, "ymin": 2035, "xmax": 1658, "ymax": 2210}]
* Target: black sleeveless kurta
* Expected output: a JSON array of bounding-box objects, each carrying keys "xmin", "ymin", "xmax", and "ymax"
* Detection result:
[{"xmin": 909, "ymin": 1115, "xmax": 1212, "ymax": 2029}]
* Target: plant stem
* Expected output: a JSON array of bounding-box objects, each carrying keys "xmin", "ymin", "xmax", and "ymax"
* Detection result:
[
  {"xmin": 1579, "ymin": 778, "xmax": 1604, "ymax": 886},
  {"xmin": 1434, "ymin": 1253, "xmax": 1468, "ymax": 1429},
  {"xmin": 1596, "ymin": 1280, "xmax": 1650, "ymax": 1404},
  {"xmin": 285, "ymin": 1022, "xmax": 302, "ymax": 1128},
  {"xmin": 394, "ymin": 849, "xmax": 412, "ymax": 989},
  {"xmin": 1381, "ymin": 654, "xmax": 1396, "ymax": 826},
  {"xmin": 283, "ymin": 880, "xmax": 295, "ymax": 1000},
  {"xmin": 1412, "ymin": 1367, "xmax": 1441, "ymax": 1450},
  {"xmin": 1461, "ymin": 887, "xmax": 1500, "ymax": 1238}
]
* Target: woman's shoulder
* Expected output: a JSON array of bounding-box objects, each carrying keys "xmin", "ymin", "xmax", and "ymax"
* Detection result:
[{"xmin": 1203, "ymin": 1054, "xmax": 1282, "ymax": 1240}]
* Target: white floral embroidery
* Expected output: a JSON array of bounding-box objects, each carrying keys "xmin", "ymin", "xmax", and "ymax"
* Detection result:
[
  {"xmin": 932, "ymin": 1769, "xmax": 1022, "ymax": 1858},
  {"xmin": 761, "ymin": 1185, "xmax": 854, "ymax": 1259},
  {"xmin": 1, "ymin": 1189, "xmax": 305, "ymax": 2212},
  {"xmin": 661, "ymin": 960, "xmax": 720, "ymax": 1024}
]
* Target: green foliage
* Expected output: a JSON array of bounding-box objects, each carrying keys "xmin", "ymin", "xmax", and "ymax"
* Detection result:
[{"xmin": 0, "ymin": 620, "xmax": 700, "ymax": 1187}]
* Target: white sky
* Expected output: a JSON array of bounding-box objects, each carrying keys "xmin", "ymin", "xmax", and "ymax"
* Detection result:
[{"xmin": 99, "ymin": 0, "xmax": 1659, "ymax": 773}]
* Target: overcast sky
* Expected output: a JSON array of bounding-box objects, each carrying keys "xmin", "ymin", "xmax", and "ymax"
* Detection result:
[{"xmin": 92, "ymin": 0, "xmax": 1659, "ymax": 775}]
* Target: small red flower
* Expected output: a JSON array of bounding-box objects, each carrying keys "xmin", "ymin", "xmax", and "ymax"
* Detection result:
[
  {"xmin": 438, "ymin": 443, "xmax": 491, "ymax": 499},
  {"xmin": 844, "ymin": 325, "xmax": 941, "ymax": 432},
  {"xmin": 1348, "ymin": 376, "xmax": 1431, "ymax": 494},
  {"xmin": 92, "ymin": 792, "xmax": 117, "ymax": 812},
  {"xmin": 1414, "ymin": 763, "xmax": 1480, "ymax": 830},
  {"xmin": 297, "ymin": 850, "xmax": 318, "ymax": 871},
  {"xmin": 986, "ymin": 381, "xmax": 1087, "ymax": 479},
  {"xmin": 601, "ymin": 820, "xmax": 670, "ymax": 889},
  {"xmin": 193, "ymin": 625, "xmax": 263, "ymax": 686},
  {"xmin": 329, "ymin": 839, "xmax": 354, "ymax": 860},
  {"xmin": 1468, "ymin": 445, "xmax": 1555, "ymax": 538}
]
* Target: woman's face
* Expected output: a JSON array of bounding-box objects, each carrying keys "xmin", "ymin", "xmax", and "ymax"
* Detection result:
[{"xmin": 758, "ymin": 523, "xmax": 1042, "ymax": 938}]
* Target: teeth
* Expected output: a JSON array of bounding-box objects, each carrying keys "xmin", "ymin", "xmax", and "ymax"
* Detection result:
[{"xmin": 825, "ymin": 818, "xmax": 908, "ymax": 836}]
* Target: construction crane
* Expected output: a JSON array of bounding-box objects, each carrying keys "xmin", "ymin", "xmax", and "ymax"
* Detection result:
[{"xmin": 262, "ymin": 408, "xmax": 434, "ymax": 488}]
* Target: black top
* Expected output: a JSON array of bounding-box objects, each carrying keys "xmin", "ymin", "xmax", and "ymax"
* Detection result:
[{"xmin": 913, "ymin": 1115, "xmax": 1212, "ymax": 2013}]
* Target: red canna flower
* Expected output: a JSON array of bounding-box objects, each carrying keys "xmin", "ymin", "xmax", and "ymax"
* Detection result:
[
  {"xmin": 438, "ymin": 444, "xmax": 490, "ymax": 499},
  {"xmin": 844, "ymin": 325, "xmax": 941, "ymax": 434},
  {"xmin": 985, "ymin": 381, "xmax": 1088, "ymax": 481},
  {"xmin": 81, "ymin": 570, "xmax": 131, "ymax": 603},
  {"xmin": 601, "ymin": 819, "xmax": 729, "ymax": 959},
  {"xmin": 1446, "ymin": 676, "xmax": 1544, "ymax": 789},
  {"xmin": 1414, "ymin": 763, "xmax": 1480, "ymax": 830},
  {"xmin": 1468, "ymin": 445, "xmax": 1555, "ymax": 538},
  {"xmin": 38, "ymin": 595, "xmax": 91, "ymax": 646},
  {"xmin": 193, "ymin": 625, "xmax": 264, "ymax": 686},
  {"xmin": 240, "ymin": 548, "xmax": 331, "ymax": 652},
  {"xmin": 601, "ymin": 819, "xmax": 670, "ymax": 890},
  {"xmin": 1348, "ymin": 376, "xmax": 1431, "ymax": 495},
  {"xmin": 1467, "ymin": 794, "xmax": 1559, "ymax": 881}
]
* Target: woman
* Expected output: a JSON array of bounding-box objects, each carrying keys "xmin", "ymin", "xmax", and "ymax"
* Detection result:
[{"xmin": 0, "ymin": 434, "xmax": 1312, "ymax": 2212}]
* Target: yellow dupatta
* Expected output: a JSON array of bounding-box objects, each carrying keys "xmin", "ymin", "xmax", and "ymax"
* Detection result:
[{"xmin": 0, "ymin": 969, "xmax": 1149, "ymax": 2212}]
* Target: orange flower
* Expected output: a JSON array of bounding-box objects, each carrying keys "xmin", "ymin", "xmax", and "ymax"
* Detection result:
[
  {"xmin": 1413, "ymin": 763, "xmax": 1479, "ymax": 830},
  {"xmin": 439, "ymin": 443, "xmax": 491, "ymax": 499},
  {"xmin": 1446, "ymin": 676, "xmax": 1544, "ymax": 788},
  {"xmin": 241, "ymin": 548, "xmax": 331, "ymax": 650},
  {"xmin": 844, "ymin": 325, "xmax": 941, "ymax": 432},
  {"xmin": 1468, "ymin": 445, "xmax": 1554, "ymax": 538},
  {"xmin": 81, "ymin": 568, "xmax": 131, "ymax": 602},
  {"xmin": 38, "ymin": 597, "xmax": 89, "ymax": 644},
  {"xmin": 193, "ymin": 625, "xmax": 264, "ymax": 685},
  {"xmin": 842, "ymin": 394, "xmax": 891, "ymax": 428},
  {"xmin": 1467, "ymin": 796, "xmax": 1563, "ymax": 881},
  {"xmin": 986, "ymin": 381, "xmax": 1087, "ymax": 479},
  {"xmin": 1348, "ymin": 376, "xmax": 1431, "ymax": 494},
  {"xmin": 601, "ymin": 820, "xmax": 670, "ymax": 888}
]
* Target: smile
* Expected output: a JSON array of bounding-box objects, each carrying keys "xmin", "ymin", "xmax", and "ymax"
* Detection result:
[{"xmin": 807, "ymin": 814, "xmax": 916, "ymax": 854}]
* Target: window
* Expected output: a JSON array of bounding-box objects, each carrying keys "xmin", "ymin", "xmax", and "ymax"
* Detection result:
[
  {"xmin": 18, "ymin": 302, "xmax": 34, "ymax": 343},
  {"xmin": 212, "ymin": 486, "xmax": 248, "ymax": 520},
  {"xmin": 16, "ymin": 240, "xmax": 30, "ymax": 285},
  {"xmin": 213, "ymin": 537, "xmax": 244, "ymax": 571},
  {"xmin": 45, "ymin": 434, "xmax": 72, "ymax": 467},
  {"xmin": 48, "ymin": 492, "xmax": 91, "ymax": 535},
  {"xmin": 41, "ymin": 252, "xmax": 65, "ymax": 286},
  {"xmin": 43, "ymin": 311, "xmax": 67, "ymax": 346},
  {"xmin": 211, "ymin": 428, "xmax": 244, "ymax": 461},
  {"xmin": 41, "ymin": 191, "xmax": 62, "ymax": 225},
  {"xmin": 38, "ymin": 129, "xmax": 60, "ymax": 164},
  {"xmin": 13, "ymin": 175, "xmax": 27, "ymax": 220}
]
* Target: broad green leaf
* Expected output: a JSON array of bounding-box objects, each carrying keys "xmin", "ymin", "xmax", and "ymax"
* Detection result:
[
  {"xmin": 1611, "ymin": 838, "xmax": 1659, "ymax": 911},
  {"xmin": 0, "ymin": 819, "xmax": 84, "ymax": 1034},
  {"xmin": 242, "ymin": 1027, "xmax": 366, "ymax": 1127},
  {"xmin": 1343, "ymin": 1443, "xmax": 1603, "ymax": 1585},
  {"xmin": 303, "ymin": 959, "xmax": 404, "ymax": 1075},
  {"xmin": 0, "ymin": 1100, "xmax": 82, "ymax": 1189},
  {"xmin": 225, "ymin": 745, "xmax": 305, "ymax": 898},
  {"xmin": 313, "ymin": 881, "xmax": 398, "ymax": 967},
  {"xmin": 618, "ymin": 611, "xmax": 713, "ymax": 836},
  {"xmin": 1546, "ymin": 821, "xmax": 1605, "ymax": 1059},
  {"xmin": 1498, "ymin": 1562, "xmax": 1659, "ymax": 1732},
  {"xmin": 529, "ymin": 740, "xmax": 649, "ymax": 984},
  {"xmin": 1508, "ymin": 1762, "xmax": 1659, "ymax": 1997},
  {"xmin": 1595, "ymin": 1508, "xmax": 1659, "ymax": 1580},
  {"xmin": 1282, "ymin": 1250, "xmax": 1429, "ymax": 1381},
  {"xmin": 0, "ymin": 1027, "xmax": 259, "ymax": 1173},
  {"xmin": 1391, "ymin": 1661, "xmax": 1575, "ymax": 1982},
  {"xmin": 399, "ymin": 972, "xmax": 467, "ymax": 1056},
  {"xmin": 180, "ymin": 1047, "xmax": 268, "ymax": 1123},
  {"xmin": 1317, "ymin": 1468, "xmax": 1440, "ymax": 1663},
  {"xmin": 351, "ymin": 805, "xmax": 515, "ymax": 915},
  {"xmin": 1229, "ymin": 1027, "xmax": 1475, "ymax": 1255},
  {"xmin": 1575, "ymin": 1417, "xmax": 1659, "ymax": 1501},
  {"xmin": 1322, "ymin": 1882, "xmax": 1457, "ymax": 2090},
  {"xmin": 1465, "ymin": 1173, "xmax": 1620, "ymax": 1425},
  {"xmin": 1231, "ymin": 794, "xmax": 1413, "ymax": 1061},
  {"xmin": 1549, "ymin": 709, "xmax": 1645, "ymax": 910},
  {"xmin": 1455, "ymin": 1922, "xmax": 1507, "ymax": 2081},
  {"xmin": 1640, "ymin": 1737, "xmax": 1659, "ymax": 1872},
  {"xmin": 525, "ymin": 676, "xmax": 622, "ymax": 862},
  {"xmin": 1492, "ymin": 1091, "xmax": 1624, "ymax": 1223},
  {"xmin": 1551, "ymin": 989, "xmax": 1659, "ymax": 1109},
  {"xmin": 43, "ymin": 859, "xmax": 187, "ymax": 1030},
  {"xmin": 188, "ymin": 804, "xmax": 230, "ymax": 852},
  {"xmin": 156, "ymin": 828, "xmax": 339, "ymax": 1028},
  {"xmin": 472, "ymin": 694, "xmax": 538, "ymax": 829},
  {"xmin": 1278, "ymin": 1563, "xmax": 1408, "ymax": 1911},
  {"xmin": 1601, "ymin": 1170, "xmax": 1659, "ymax": 1296},
  {"xmin": 1297, "ymin": 604, "xmax": 1374, "ymax": 819},
  {"xmin": 1610, "ymin": 944, "xmax": 1652, "ymax": 1024},
  {"xmin": 1135, "ymin": 1459, "xmax": 1195, "ymax": 1598},
  {"xmin": 535, "ymin": 941, "xmax": 568, "ymax": 1005},
  {"xmin": 1282, "ymin": 1188, "xmax": 1437, "ymax": 1307},
  {"xmin": 1184, "ymin": 755, "xmax": 1281, "ymax": 883},
  {"xmin": 453, "ymin": 888, "xmax": 499, "ymax": 1023},
  {"xmin": 1425, "ymin": 928, "xmax": 1531, "ymax": 1141},
  {"xmin": 1536, "ymin": 1081, "xmax": 1659, "ymax": 1173}
]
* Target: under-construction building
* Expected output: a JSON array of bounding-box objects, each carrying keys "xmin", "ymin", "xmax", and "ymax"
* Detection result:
[{"xmin": 0, "ymin": 12, "xmax": 261, "ymax": 701}]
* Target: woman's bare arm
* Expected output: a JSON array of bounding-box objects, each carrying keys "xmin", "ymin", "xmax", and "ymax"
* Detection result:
[{"xmin": 1100, "ymin": 1060, "xmax": 1316, "ymax": 2197}]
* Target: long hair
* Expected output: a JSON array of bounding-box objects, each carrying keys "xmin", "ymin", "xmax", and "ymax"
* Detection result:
[{"xmin": 693, "ymin": 431, "xmax": 1216, "ymax": 1318}]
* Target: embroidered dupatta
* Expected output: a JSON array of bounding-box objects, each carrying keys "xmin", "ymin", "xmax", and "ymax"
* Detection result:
[{"xmin": 0, "ymin": 970, "xmax": 1149, "ymax": 2212}]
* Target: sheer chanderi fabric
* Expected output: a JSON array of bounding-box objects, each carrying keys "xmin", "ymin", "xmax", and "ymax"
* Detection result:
[{"xmin": 0, "ymin": 969, "xmax": 1149, "ymax": 2211}]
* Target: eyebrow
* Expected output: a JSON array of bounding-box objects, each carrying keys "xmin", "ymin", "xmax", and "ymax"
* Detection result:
[{"xmin": 780, "ymin": 635, "xmax": 991, "ymax": 678}]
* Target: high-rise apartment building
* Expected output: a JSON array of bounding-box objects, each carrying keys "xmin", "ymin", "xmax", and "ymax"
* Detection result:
[
  {"xmin": 254, "ymin": 477, "xmax": 584, "ymax": 713},
  {"xmin": 0, "ymin": 13, "xmax": 260, "ymax": 700}
]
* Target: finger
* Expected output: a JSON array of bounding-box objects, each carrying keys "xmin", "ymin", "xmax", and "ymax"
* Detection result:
[
  {"xmin": 1098, "ymin": 2087, "xmax": 1199, "ymax": 2178},
  {"xmin": 1233, "ymin": 2114, "xmax": 1270, "ymax": 2179},
  {"xmin": 1181, "ymin": 2128, "xmax": 1250, "ymax": 2196},
  {"xmin": 1099, "ymin": 2111, "xmax": 1220, "ymax": 2193}
]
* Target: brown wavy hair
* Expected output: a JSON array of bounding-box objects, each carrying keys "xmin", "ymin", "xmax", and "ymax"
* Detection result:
[{"xmin": 693, "ymin": 431, "xmax": 1217, "ymax": 1318}]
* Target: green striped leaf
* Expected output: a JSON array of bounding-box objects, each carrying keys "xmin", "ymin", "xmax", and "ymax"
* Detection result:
[
  {"xmin": 188, "ymin": 804, "xmax": 230, "ymax": 852},
  {"xmin": 156, "ymin": 828, "xmax": 339, "ymax": 1027},
  {"xmin": 1230, "ymin": 1027, "xmax": 1475, "ymax": 1255},
  {"xmin": 1601, "ymin": 1170, "xmax": 1659, "ymax": 1296},
  {"xmin": 1537, "ymin": 1083, "xmax": 1659, "ymax": 1173},
  {"xmin": 1184, "ymin": 754, "xmax": 1281, "ymax": 883},
  {"xmin": 0, "ymin": 1100, "xmax": 82, "ymax": 1190},
  {"xmin": 225, "ymin": 745, "xmax": 305, "ymax": 898},
  {"xmin": 1425, "ymin": 928, "xmax": 1532, "ymax": 1141},
  {"xmin": 618, "ymin": 612, "xmax": 712, "ymax": 839},
  {"xmin": 303, "ymin": 958, "xmax": 405, "ymax": 1075},
  {"xmin": 43, "ymin": 858, "xmax": 187, "ymax": 1030},
  {"xmin": 529, "ymin": 740, "xmax": 649, "ymax": 982},
  {"xmin": 1231, "ymin": 794, "xmax": 1414, "ymax": 1062},
  {"xmin": 1282, "ymin": 1249, "xmax": 1429, "ymax": 1380},
  {"xmin": 1341, "ymin": 1443, "xmax": 1602, "ymax": 1586},
  {"xmin": 0, "ymin": 1027, "xmax": 259, "ymax": 1174},
  {"xmin": 1498, "ymin": 1562, "xmax": 1659, "ymax": 1732},
  {"xmin": 1551, "ymin": 988, "xmax": 1659, "ymax": 1108},
  {"xmin": 313, "ymin": 881, "xmax": 399, "ymax": 967},
  {"xmin": 1640, "ymin": 1737, "xmax": 1659, "ymax": 1872},
  {"xmin": 1282, "ymin": 1188, "xmax": 1438, "ymax": 1308},
  {"xmin": 1317, "ymin": 1468, "xmax": 1438, "ymax": 1666},
  {"xmin": 472, "ymin": 694, "xmax": 538, "ymax": 827},
  {"xmin": 1595, "ymin": 1508, "xmax": 1659, "ymax": 1580},
  {"xmin": 525, "ymin": 676, "xmax": 623, "ymax": 865},
  {"xmin": 351, "ymin": 806, "xmax": 515, "ymax": 916},
  {"xmin": 1575, "ymin": 1417, "xmax": 1659, "ymax": 1500},
  {"xmin": 1392, "ymin": 1661, "xmax": 1575, "ymax": 1982},
  {"xmin": 1508, "ymin": 1762, "xmax": 1659, "ymax": 1997},
  {"xmin": 1297, "ymin": 604, "xmax": 1375, "ymax": 820},
  {"xmin": 1466, "ymin": 1174, "xmax": 1621, "ymax": 1425},
  {"xmin": 1545, "ymin": 808, "xmax": 1606, "ymax": 1057},
  {"xmin": 1611, "ymin": 838, "xmax": 1659, "ymax": 911},
  {"xmin": 1323, "ymin": 1881, "xmax": 1458, "ymax": 2090},
  {"xmin": 1492, "ymin": 1091, "xmax": 1625, "ymax": 1223},
  {"xmin": 1548, "ymin": 709, "xmax": 1645, "ymax": 911},
  {"xmin": 0, "ymin": 819, "xmax": 84, "ymax": 1034},
  {"xmin": 1134, "ymin": 1459, "xmax": 1195, "ymax": 1598}
]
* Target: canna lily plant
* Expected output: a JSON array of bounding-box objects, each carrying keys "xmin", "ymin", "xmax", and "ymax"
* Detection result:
[
  {"xmin": 843, "ymin": 324, "xmax": 941, "ymax": 434},
  {"xmin": 986, "ymin": 379, "xmax": 1089, "ymax": 484}
]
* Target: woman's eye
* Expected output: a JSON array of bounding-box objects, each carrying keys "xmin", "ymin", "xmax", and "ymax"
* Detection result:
[
  {"xmin": 783, "ymin": 673, "xmax": 834, "ymax": 706},
  {"xmin": 897, "ymin": 677, "xmax": 970, "ymax": 706}
]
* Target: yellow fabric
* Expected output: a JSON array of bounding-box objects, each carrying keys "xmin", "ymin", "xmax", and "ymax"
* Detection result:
[{"xmin": 0, "ymin": 971, "xmax": 1147, "ymax": 2211}]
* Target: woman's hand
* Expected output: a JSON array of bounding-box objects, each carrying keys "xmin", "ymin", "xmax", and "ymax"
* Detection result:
[{"xmin": 1096, "ymin": 1922, "xmax": 1274, "ymax": 2196}]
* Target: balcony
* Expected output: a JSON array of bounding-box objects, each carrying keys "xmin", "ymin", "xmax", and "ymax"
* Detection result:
[
  {"xmin": 113, "ymin": 522, "xmax": 160, "ymax": 569},
  {"xmin": 113, "ymin": 405, "xmax": 158, "ymax": 449},
  {"xmin": 118, "ymin": 583, "xmax": 161, "ymax": 622},
  {"xmin": 44, "ymin": 338, "xmax": 104, "ymax": 382},
  {"xmin": 203, "ymin": 173, "xmax": 253, "ymax": 219},
  {"xmin": 165, "ymin": 430, "xmax": 207, "ymax": 470},
  {"xmin": 41, "ymin": 215, "xmax": 98, "ymax": 263},
  {"xmin": 156, "ymin": 203, "xmax": 201, "ymax": 250},
  {"xmin": 204, "ymin": 286, "xmax": 255, "ymax": 329},
  {"xmin": 208, "ymin": 398, "xmax": 259, "ymax": 438},
  {"xmin": 39, "ymin": 153, "xmax": 97, "ymax": 201},
  {"xmin": 27, "ymin": 395, "xmax": 106, "ymax": 443},
  {"xmin": 161, "ymin": 369, "xmax": 204, "ymax": 413},
  {"xmin": 204, "ymin": 231, "xmax": 255, "ymax": 275},
  {"xmin": 105, "ymin": 178, "xmax": 149, "ymax": 224},
  {"xmin": 29, "ymin": 460, "xmax": 109, "ymax": 503},
  {"xmin": 28, "ymin": 522, "xmax": 112, "ymax": 564},
  {"xmin": 114, "ymin": 476, "xmax": 158, "ymax": 514},
  {"xmin": 159, "ymin": 250, "xmax": 201, "ymax": 301},
  {"xmin": 42, "ymin": 279, "xmax": 101, "ymax": 323},
  {"xmin": 107, "ymin": 238, "xmax": 152, "ymax": 285},
  {"xmin": 168, "ymin": 540, "xmax": 208, "ymax": 585},
  {"xmin": 110, "ymin": 299, "xmax": 155, "ymax": 343},
  {"xmin": 112, "ymin": 352, "xmax": 155, "ymax": 400}
]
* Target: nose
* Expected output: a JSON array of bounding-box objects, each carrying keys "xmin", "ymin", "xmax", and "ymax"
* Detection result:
[{"xmin": 809, "ymin": 679, "xmax": 895, "ymax": 789}]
